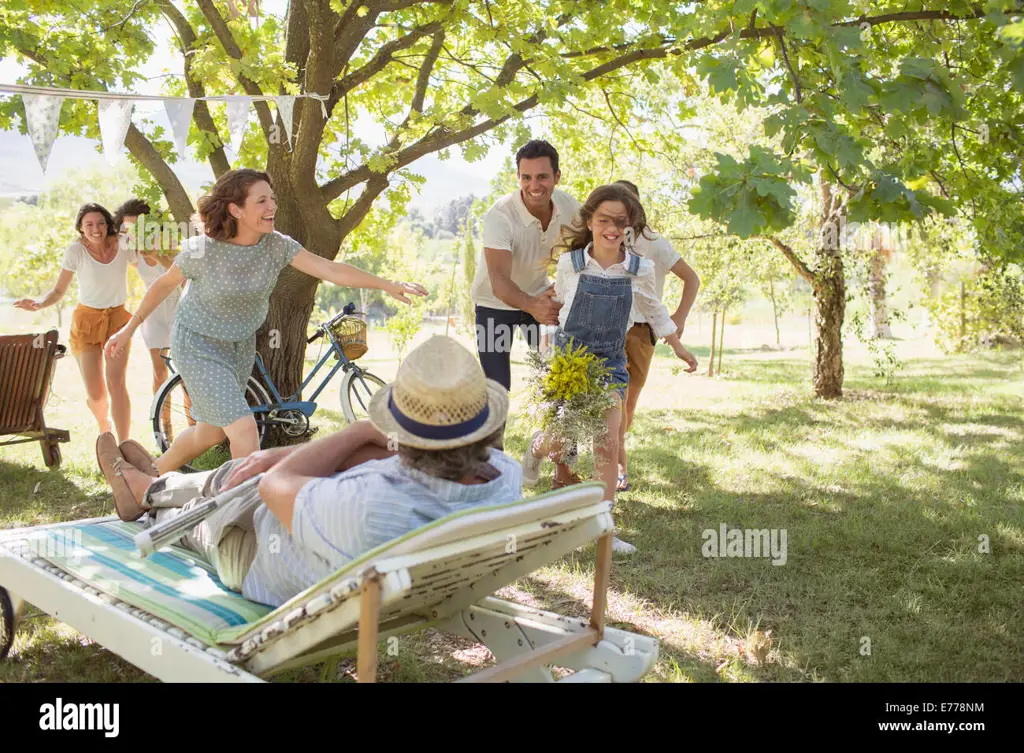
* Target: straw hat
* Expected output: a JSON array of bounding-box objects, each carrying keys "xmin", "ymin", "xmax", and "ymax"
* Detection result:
[{"xmin": 368, "ymin": 335, "xmax": 509, "ymax": 450}]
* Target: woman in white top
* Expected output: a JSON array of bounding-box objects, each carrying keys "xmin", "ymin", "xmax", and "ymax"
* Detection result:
[
  {"xmin": 113, "ymin": 199, "xmax": 181, "ymax": 398},
  {"xmin": 14, "ymin": 203, "xmax": 136, "ymax": 442}
]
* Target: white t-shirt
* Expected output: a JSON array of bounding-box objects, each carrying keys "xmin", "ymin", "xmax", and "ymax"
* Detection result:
[
  {"xmin": 472, "ymin": 188, "xmax": 582, "ymax": 311},
  {"xmin": 631, "ymin": 230, "xmax": 682, "ymax": 324},
  {"xmin": 61, "ymin": 241, "xmax": 136, "ymax": 309}
]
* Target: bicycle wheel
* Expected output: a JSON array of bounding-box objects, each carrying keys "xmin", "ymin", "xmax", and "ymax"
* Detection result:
[
  {"xmin": 340, "ymin": 368, "xmax": 387, "ymax": 424},
  {"xmin": 151, "ymin": 373, "xmax": 272, "ymax": 473}
]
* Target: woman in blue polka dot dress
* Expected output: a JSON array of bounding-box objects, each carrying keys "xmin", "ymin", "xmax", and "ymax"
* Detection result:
[{"xmin": 105, "ymin": 169, "xmax": 427, "ymax": 474}]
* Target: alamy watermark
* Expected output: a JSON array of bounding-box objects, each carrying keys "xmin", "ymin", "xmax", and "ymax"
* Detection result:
[
  {"xmin": 39, "ymin": 699, "xmax": 119, "ymax": 738},
  {"xmin": 702, "ymin": 524, "xmax": 787, "ymax": 566},
  {"xmin": 8, "ymin": 528, "xmax": 84, "ymax": 566},
  {"xmin": 814, "ymin": 218, "xmax": 913, "ymax": 253}
]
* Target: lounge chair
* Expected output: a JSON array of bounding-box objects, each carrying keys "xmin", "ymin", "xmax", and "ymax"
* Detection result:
[
  {"xmin": 0, "ymin": 480, "xmax": 659, "ymax": 682},
  {"xmin": 0, "ymin": 330, "xmax": 70, "ymax": 468}
]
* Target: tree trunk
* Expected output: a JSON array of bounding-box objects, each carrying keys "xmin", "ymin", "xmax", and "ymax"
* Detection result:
[
  {"xmin": 255, "ymin": 175, "xmax": 342, "ymax": 410},
  {"xmin": 708, "ymin": 309, "xmax": 717, "ymax": 377},
  {"xmin": 717, "ymin": 306, "xmax": 725, "ymax": 375},
  {"xmin": 812, "ymin": 188, "xmax": 846, "ymax": 400},
  {"xmin": 768, "ymin": 275, "xmax": 780, "ymax": 346},
  {"xmin": 867, "ymin": 244, "xmax": 893, "ymax": 339}
]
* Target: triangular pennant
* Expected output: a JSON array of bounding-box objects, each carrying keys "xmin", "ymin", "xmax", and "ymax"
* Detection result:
[
  {"xmin": 274, "ymin": 96, "xmax": 295, "ymax": 148},
  {"xmin": 226, "ymin": 96, "xmax": 251, "ymax": 154},
  {"xmin": 98, "ymin": 99, "xmax": 134, "ymax": 166},
  {"xmin": 22, "ymin": 93, "xmax": 64, "ymax": 174},
  {"xmin": 164, "ymin": 98, "xmax": 195, "ymax": 157}
]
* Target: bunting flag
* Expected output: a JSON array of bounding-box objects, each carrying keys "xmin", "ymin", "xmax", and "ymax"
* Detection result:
[
  {"xmin": 226, "ymin": 96, "xmax": 251, "ymax": 153},
  {"xmin": 21, "ymin": 93, "xmax": 64, "ymax": 174},
  {"xmin": 274, "ymin": 95, "xmax": 295, "ymax": 148},
  {"xmin": 98, "ymin": 99, "xmax": 134, "ymax": 165},
  {"xmin": 164, "ymin": 98, "xmax": 195, "ymax": 157},
  {"xmin": 0, "ymin": 83, "xmax": 333, "ymax": 164}
]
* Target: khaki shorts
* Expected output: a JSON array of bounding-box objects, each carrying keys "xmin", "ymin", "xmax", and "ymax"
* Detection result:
[
  {"xmin": 69, "ymin": 303, "xmax": 132, "ymax": 356},
  {"xmin": 625, "ymin": 323, "xmax": 656, "ymax": 395}
]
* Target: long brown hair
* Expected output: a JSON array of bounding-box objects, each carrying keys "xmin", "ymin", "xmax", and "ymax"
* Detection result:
[
  {"xmin": 195, "ymin": 168, "xmax": 272, "ymax": 241},
  {"xmin": 552, "ymin": 183, "xmax": 650, "ymax": 263}
]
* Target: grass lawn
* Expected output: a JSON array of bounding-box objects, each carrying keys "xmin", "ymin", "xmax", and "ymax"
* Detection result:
[{"xmin": 1, "ymin": 310, "xmax": 1022, "ymax": 682}]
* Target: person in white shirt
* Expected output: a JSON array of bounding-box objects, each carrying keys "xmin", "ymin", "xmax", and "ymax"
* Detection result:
[
  {"xmin": 113, "ymin": 199, "xmax": 182, "ymax": 401},
  {"xmin": 14, "ymin": 203, "xmax": 137, "ymax": 443},
  {"xmin": 612, "ymin": 180, "xmax": 701, "ymax": 492},
  {"xmin": 521, "ymin": 184, "xmax": 698, "ymax": 554},
  {"xmin": 472, "ymin": 141, "xmax": 582, "ymax": 486}
]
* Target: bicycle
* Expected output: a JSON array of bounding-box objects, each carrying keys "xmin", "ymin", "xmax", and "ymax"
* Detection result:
[{"xmin": 150, "ymin": 303, "xmax": 388, "ymax": 471}]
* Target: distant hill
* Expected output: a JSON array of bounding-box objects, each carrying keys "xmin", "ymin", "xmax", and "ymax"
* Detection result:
[{"xmin": 0, "ymin": 128, "xmax": 501, "ymax": 216}]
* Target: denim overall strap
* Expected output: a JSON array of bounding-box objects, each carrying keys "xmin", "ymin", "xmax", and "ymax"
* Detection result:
[
  {"xmin": 558, "ymin": 272, "xmax": 634, "ymax": 355},
  {"xmin": 626, "ymin": 253, "xmax": 641, "ymax": 276},
  {"xmin": 570, "ymin": 247, "xmax": 587, "ymax": 273}
]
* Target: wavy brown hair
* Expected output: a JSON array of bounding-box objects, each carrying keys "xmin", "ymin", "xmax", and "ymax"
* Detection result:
[
  {"xmin": 552, "ymin": 183, "xmax": 651, "ymax": 263},
  {"xmin": 75, "ymin": 203, "xmax": 117, "ymax": 238},
  {"xmin": 194, "ymin": 168, "xmax": 272, "ymax": 241}
]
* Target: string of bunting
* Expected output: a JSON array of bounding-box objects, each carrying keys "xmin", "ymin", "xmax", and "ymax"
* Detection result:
[{"xmin": 0, "ymin": 82, "xmax": 330, "ymax": 173}]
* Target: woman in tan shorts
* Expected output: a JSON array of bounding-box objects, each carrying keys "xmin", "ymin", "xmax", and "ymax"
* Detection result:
[{"xmin": 14, "ymin": 203, "xmax": 137, "ymax": 443}]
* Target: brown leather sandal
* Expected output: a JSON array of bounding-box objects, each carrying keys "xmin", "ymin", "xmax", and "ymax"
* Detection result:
[
  {"xmin": 119, "ymin": 439, "xmax": 159, "ymax": 477},
  {"xmin": 96, "ymin": 433, "xmax": 147, "ymax": 522}
]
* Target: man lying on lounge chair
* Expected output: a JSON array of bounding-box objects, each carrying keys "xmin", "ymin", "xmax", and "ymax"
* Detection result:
[{"xmin": 96, "ymin": 335, "xmax": 522, "ymax": 607}]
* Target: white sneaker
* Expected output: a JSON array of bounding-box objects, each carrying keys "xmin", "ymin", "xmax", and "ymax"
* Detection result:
[
  {"xmin": 611, "ymin": 536, "xmax": 637, "ymax": 556},
  {"xmin": 522, "ymin": 430, "xmax": 543, "ymax": 488}
]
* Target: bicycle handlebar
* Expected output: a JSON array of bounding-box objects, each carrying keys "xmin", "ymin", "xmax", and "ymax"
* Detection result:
[{"xmin": 308, "ymin": 303, "xmax": 364, "ymax": 343}]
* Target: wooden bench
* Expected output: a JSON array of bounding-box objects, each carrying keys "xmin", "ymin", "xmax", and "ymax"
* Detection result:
[{"xmin": 0, "ymin": 330, "xmax": 71, "ymax": 468}]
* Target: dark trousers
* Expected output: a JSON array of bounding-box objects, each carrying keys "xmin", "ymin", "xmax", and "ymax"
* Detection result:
[
  {"xmin": 475, "ymin": 306, "xmax": 542, "ymax": 450},
  {"xmin": 474, "ymin": 305, "xmax": 542, "ymax": 391}
]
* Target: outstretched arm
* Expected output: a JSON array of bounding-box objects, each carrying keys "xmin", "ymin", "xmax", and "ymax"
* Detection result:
[
  {"xmin": 13, "ymin": 269, "xmax": 74, "ymax": 311},
  {"xmin": 289, "ymin": 249, "xmax": 427, "ymax": 304}
]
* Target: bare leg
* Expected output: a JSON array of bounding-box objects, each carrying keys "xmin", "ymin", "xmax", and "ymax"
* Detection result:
[
  {"xmin": 596, "ymin": 399, "xmax": 623, "ymax": 504},
  {"xmin": 223, "ymin": 414, "xmax": 260, "ymax": 460},
  {"xmin": 104, "ymin": 343, "xmax": 132, "ymax": 444},
  {"xmin": 155, "ymin": 422, "xmax": 227, "ymax": 474},
  {"xmin": 149, "ymin": 348, "xmax": 169, "ymax": 395},
  {"xmin": 619, "ymin": 379, "xmax": 643, "ymax": 474},
  {"xmin": 121, "ymin": 462, "xmax": 156, "ymax": 505},
  {"xmin": 75, "ymin": 351, "xmax": 111, "ymax": 434}
]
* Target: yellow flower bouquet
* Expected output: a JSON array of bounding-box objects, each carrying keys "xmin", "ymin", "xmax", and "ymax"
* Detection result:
[{"xmin": 524, "ymin": 338, "xmax": 624, "ymax": 453}]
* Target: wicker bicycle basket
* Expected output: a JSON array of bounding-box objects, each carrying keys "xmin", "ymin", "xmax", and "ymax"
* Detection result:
[{"xmin": 328, "ymin": 316, "xmax": 369, "ymax": 361}]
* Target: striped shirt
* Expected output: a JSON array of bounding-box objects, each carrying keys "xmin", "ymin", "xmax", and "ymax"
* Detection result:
[{"xmin": 241, "ymin": 450, "xmax": 523, "ymax": 607}]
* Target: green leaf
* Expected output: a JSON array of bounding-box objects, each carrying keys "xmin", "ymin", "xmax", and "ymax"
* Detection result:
[{"xmin": 728, "ymin": 191, "xmax": 766, "ymax": 239}]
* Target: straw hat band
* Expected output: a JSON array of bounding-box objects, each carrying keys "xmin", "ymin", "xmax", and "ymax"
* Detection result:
[{"xmin": 387, "ymin": 391, "xmax": 491, "ymax": 440}]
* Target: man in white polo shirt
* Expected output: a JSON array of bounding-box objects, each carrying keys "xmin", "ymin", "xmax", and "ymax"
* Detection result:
[
  {"xmin": 613, "ymin": 180, "xmax": 701, "ymax": 492},
  {"xmin": 472, "ymin": 141, "xmax": 581, "ymax": 469}
]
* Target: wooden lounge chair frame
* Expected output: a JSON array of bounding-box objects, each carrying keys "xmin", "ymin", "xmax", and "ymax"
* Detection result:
[{"xmin": 0, "ymin": 330, "xmax": 71, "ymax": 468}]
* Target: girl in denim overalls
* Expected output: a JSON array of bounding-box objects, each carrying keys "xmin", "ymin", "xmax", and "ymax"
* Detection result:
[{"xmin": 523, "ymin": 184, "xmax": 697, "ymax": 554}]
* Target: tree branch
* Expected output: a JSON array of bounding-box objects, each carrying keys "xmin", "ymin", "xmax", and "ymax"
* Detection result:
[
  {"xmin": 766, "ymin": 236, "xmax": 816, "ymax": 283},
  {"xmin": 156, "ymin": 0, "xmax": 230, "ymax": 177},
  {"xmin": 327, "ymin": 21, "xmax": 444, "ymax": 114},
  {"xmin": 409, "ymin": 30, "xmax": 445, "ymax": 115},
  {"xmin": 335, "ymin": 174, "xmax": 391, "ymax": 238},
  {"xmin": 773, "ymin": 26, "xmax": 801, "ymax": 104},
  {"xmin": 194, "ymin": 0, "xmax": 274, "ymax": 138},
  {"xmin": 561, "ymin": 7, "xmax": 988, "ymax": 60},
  {"xmin": 320, "ymin": 44, "xmax": 669, "ymax": 202}
]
